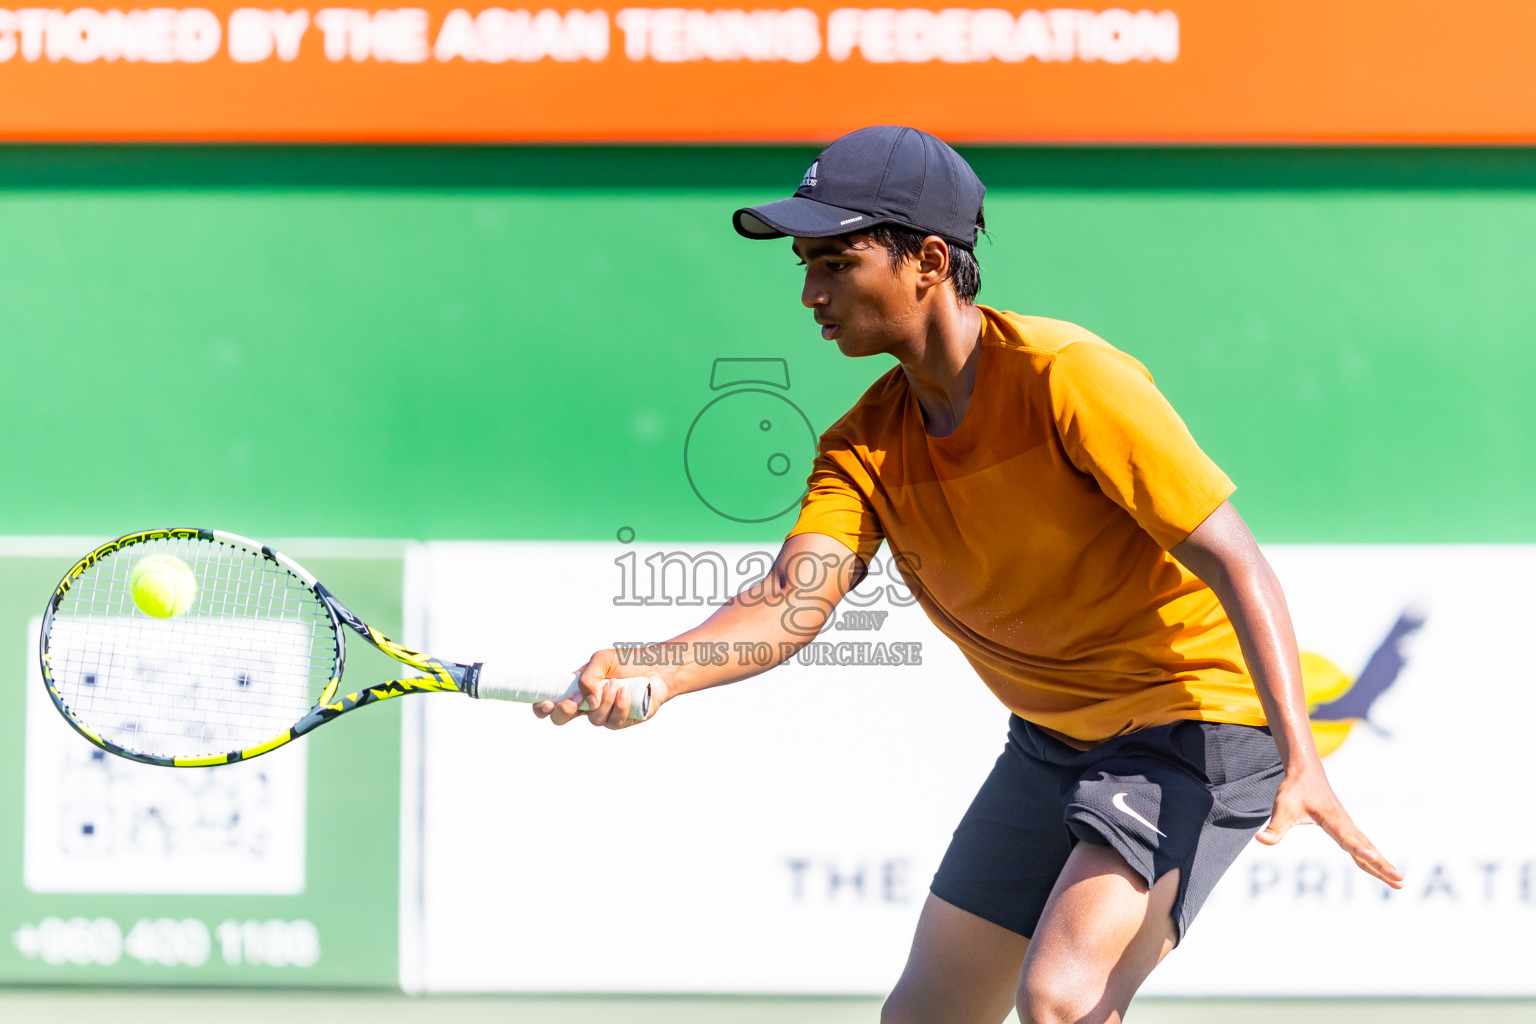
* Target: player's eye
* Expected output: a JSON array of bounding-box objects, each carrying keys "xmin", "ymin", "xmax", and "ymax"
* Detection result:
[{"xmin": 794, "ymin": 259, "xmax": 807, "ymax": 267}]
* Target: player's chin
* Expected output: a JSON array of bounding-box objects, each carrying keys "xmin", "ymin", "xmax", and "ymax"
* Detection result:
[{"xmin": 832, "ymin": 329, "xmax": 879, "ymax": 358}]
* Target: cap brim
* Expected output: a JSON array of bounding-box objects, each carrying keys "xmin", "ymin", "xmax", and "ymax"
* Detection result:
[{"xmin": 732, "ymin": 196, "xmax": 879, "ymax": 241}]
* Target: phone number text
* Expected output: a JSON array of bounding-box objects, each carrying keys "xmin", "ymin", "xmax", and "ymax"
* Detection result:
[{"xmin": 10, "ymin": 917, "xmax": 319, "ymax": 968}]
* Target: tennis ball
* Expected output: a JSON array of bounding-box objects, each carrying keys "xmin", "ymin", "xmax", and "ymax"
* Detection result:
[{"xmin": 129, "ymin": 554, "xmax": 197, "ymax": 618}]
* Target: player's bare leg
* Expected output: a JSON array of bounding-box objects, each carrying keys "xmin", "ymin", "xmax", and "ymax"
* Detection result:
[
  {"xmin": 882, "ymin": 893, "xmax": 1030, "ymax": 1024},
  {"xmin": 1015, "ymin": 843, "xmax": 1179, "ymax": 1024}
]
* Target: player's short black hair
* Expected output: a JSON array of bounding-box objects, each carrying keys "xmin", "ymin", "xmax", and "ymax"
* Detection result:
[{"xmin": 852, "ymin": 211, "xmax": 985, "ymax": 304}]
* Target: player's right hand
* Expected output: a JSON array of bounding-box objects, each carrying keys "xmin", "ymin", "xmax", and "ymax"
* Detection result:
[{"xmin": 531, "ymin": 648, "xmax": 671, "ymax": 730}]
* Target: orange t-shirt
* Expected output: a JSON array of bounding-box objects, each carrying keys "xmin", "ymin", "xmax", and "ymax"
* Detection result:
[{"xmin": 787, "ymin": 306, "xmax": 1266, "ymax": 743}]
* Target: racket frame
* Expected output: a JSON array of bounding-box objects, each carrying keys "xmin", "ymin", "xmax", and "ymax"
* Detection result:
[{"xmin": 39, "ymin": 527, "xmax": 483, "ymax": 768}]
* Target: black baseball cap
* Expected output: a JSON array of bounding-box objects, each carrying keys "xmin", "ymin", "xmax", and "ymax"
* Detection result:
[{"xmin": 733, "ymin": 126, "xmax": 985, "ymax": 250}]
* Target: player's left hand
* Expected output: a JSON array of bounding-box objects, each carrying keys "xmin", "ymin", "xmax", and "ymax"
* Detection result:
[{"xmin": 1257, "ymin": 764, "xmax": 1405, "ymax": 889}]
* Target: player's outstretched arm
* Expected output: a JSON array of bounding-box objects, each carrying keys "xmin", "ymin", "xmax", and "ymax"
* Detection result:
[
  {"xmin": 1171, "ymin": 501, "xmax": 1405, "ymax": 889},
  {"xmin": 533, "ymin": 532, "xmax": 864, "ymax": 730}
]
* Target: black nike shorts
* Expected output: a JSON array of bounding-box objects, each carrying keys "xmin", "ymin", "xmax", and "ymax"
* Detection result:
[{"xmin": 929, "ymin": 715, "xmax": 1283, "ymax": 943}]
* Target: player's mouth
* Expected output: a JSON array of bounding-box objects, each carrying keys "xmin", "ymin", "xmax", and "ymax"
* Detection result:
[{"xmin": 817, "ymin": 320, "xmax": 840, "ymax": 340}]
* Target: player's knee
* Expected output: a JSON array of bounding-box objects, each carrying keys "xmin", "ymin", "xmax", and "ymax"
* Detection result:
[
  {"xmin": 880, "ymin": 975, "xmax": 952, "ymax": 1024},
  {"xmin": 879, "ymin": 984, "xmax": 922, "ymax": 1024},
  {"xmin": 1016, "ymin": 971, "xmax": 1097, "ymax": 1024}
]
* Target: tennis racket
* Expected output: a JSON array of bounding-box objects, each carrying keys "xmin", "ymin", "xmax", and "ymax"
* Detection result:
[{"xmin": 39, "ymin": 528, "xmax": 652, "ymax": 767}]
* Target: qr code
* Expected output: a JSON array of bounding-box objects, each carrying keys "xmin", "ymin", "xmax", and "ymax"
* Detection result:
[{"xmin": 24, "ymin": 618, "xmax": 307, "ymax": 895}]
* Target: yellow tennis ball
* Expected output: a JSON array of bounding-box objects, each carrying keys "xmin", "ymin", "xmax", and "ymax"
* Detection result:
[{"xmin": 129, "ymin": 554, "xmax": 197, "ymax": 618}]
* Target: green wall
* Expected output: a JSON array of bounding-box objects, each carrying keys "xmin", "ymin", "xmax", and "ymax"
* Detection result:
[{"xmin": 1, "ymin": 146, "xmax": 1533, "ymax": 544}]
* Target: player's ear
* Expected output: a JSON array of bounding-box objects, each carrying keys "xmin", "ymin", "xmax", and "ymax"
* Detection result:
[{"xmin": 916, "ymin": 236, "xmax": 950, "ymax": 291}]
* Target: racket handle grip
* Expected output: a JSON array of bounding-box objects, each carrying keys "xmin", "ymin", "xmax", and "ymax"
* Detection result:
[{"xmin": 470, "ymin": 664, "xmax": 653, "ymax": 721}]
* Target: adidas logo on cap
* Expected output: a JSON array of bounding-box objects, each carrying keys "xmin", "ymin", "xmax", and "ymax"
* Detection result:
[{"xmin": 800, "ymin": 161, "xmax": 818, "ymax": 188}]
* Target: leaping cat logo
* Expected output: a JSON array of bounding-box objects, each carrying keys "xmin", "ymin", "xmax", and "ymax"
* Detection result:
[{"xmin": 1302, "ymin": 608, "xmax": 1425, "ymax": 757}]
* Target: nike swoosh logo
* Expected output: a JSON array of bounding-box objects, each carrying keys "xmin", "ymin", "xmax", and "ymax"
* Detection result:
[{"xmin": 1112, "ymin": 792, "xmax": 1167, "ymax": 837}]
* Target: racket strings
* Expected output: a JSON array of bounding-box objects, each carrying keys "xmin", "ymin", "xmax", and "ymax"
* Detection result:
[{"xmin": 47, "ymin": 536, "xmax": 339, "ymax": 760}]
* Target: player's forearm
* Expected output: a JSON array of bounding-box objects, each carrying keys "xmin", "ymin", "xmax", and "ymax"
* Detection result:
[
  {"xmin": 646, "ymin": 592, "xmax": 830, "ymax": 697},
  {"xmin": 648, "ymin": 535, "xmax": 852, "ymax": 698},
  {"xmin": 1197, "ymin": 554, "xmax": 1321, "ymax": 773},
  {"xmin": 574, "ymin": 534, "xmax": 854, "ymax": 718}
]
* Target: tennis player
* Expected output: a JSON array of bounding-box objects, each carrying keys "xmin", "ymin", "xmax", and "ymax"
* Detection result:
[{"xmin": 535, "ymin": 126, "xmax": 1403, "ymax": 1023}]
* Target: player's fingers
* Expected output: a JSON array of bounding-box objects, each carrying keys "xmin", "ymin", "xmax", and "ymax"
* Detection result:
[
  {"xmin": 1255, "ymin": 800, "xmax": 1309, "ymax": 845},
  {"xmin": 535, "ymin": 699, "xmax": 578, "ymax": 723},
  {"xmin": 1311, "ymin": 800, "xmax": 1367, "ymax": 854},
  {"xmin": 605, "ymin": 683, "xmax": 633, "ymax": 730},
  {"xmin": 1254, "ymin": 806, "xmax": 1289, "ymax": 845},
  {"xmin": 1352, "ymin": 846, "xmax": 1404, "ymax": 888},
  {"xmin": 1300, "ymin": 799, "xmax": 1405, "ymax": 887},
  {"xmin": 587, "ymin": 678, "xmax": 619, "ymax": 727},
  {"xmin": 1339, "ymin": 829, "xmax": 1404, "ymax": 888},
  {"xmin": 548, "ymin": 685, "xmax": 590, "ymax": 724},
  {"xmin": 576, "ymin": 661, "xmax": 611, "ymax": 712},
  {"xmin": 554, "ymin": 692, "xmax": 588, "ymax": 722}
]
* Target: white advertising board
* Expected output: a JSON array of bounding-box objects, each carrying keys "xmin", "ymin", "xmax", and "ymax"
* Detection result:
[{"xmin": 400, "ymin": 542, "xmax": 1536, "ymax": 996}]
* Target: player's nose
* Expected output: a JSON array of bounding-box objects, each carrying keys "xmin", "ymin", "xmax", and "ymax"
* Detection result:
[{"xmin": 801, "ymin": 275, "xmax": 828, "ymax": 309}]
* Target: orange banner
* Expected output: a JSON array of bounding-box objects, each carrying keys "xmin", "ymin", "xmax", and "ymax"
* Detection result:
[{"xmin": 1, "ymin": 1, "xmax": 1534, "ymax": 142}]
